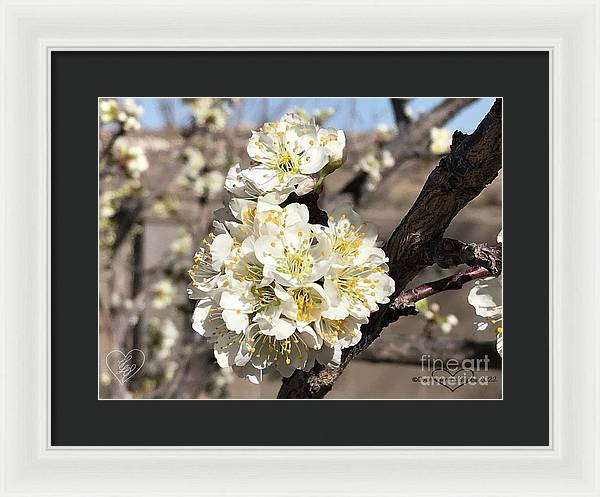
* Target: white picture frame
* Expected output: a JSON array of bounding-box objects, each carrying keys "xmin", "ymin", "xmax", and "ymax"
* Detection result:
[{"xmin": 0, "ymin": 0, "xmax": 598, "ymax": 495}]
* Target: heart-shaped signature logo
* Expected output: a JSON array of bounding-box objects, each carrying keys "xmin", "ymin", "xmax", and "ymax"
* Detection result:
[
  {"xmin": 106, "ymin": 349, "xmax": 145, "ymax": 384},
  {"xmin": 431, "ymin": 368, "xmax": 474, "ymax": 392}
]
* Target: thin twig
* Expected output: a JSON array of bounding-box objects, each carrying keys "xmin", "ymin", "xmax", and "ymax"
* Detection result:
[{"xmin": 390, "ymin": 266, "xmax": 492, "ymax": 312}]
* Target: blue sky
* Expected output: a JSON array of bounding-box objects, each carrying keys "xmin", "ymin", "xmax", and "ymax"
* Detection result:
[{"xmin": 136, "ymin": 97, "xmax": 495, "ymax": 134}]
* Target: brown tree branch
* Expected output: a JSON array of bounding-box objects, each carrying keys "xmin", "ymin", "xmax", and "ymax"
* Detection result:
[
  {"xmin": 385, "ymin": 98, "xmax": 502, "ymax": 288},
  {"xmin": 429, "ymin": 238, "xmax": 502, "ymax": 275},
  {"xmin": 278, "ymin": 98, "xmax": 502, "ymax": 399}
]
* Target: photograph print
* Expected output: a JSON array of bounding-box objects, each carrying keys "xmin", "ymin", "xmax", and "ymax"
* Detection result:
[{"xmin": 98, "ymin": 97, "xmax": 502, "ymax": 400}]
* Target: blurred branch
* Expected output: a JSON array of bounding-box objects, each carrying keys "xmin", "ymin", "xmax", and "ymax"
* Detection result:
[
  {"xmin": 278, "ymin": 98, "xmax": 502, "ymax": 399},
  {"xmin": 390, "ymin": 98, "xmax": 411, "ymax": 130},
  {"xmin": 99, "ymin": 125, "xmax": 125, "ymax": 179},
  {"xmin": 109, "ymin": 126, "xmax": 198, "ymax": 257},
  {"xmin": 99, "ymin": 124, "xmax": 124, "ymax": 159},
  {"xmin": 158, "ymin": 99, "xmax": 177, "ymax": 130},
  {"xmin": 151, "ymin": 346, "xmax": 218, "ymax": 399},
  {"xmin": 141, "ymin": 206, "xmax": 211, "ymax": 280},
  {"xmin": 130, "ymin": 220, "xmax": 145, "ymax": 351},
  {"xmin": 403, "ymin": 97, "xmax": 478, "ymax": 145},
  {"xmin": 357, "ymin": 332, "xmax": 502, "ymax": 369},
  {"xmin": 103, "ymin": 200, "xmax": 217, "ymax": 400},
  {"xmin": 111, "ymin": 199, "xmax": 144, "ymax": 255}
]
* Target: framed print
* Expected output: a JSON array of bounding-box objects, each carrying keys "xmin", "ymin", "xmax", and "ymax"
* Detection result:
[
  {"xmin": 1, "ymin": 1, "xmax": 599, "ymax": 496},
  {"xmin": 55, "ymin": 52, "xmax": 542, "ymax": 446}
]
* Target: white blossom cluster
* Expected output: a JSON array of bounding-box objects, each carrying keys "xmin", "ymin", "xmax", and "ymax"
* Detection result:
[
  {"xmin": 187, "ymin": 113, "xmax": 395, "ymax": 383},
  {"xmin": 170, "ymin": 228, "xmax": 193, "ymax": 257},
  {"xmin": 151, "ymin": 279, "xmax": 176, "ymax": 310},
  {"xmin": 148, "ymin": 317, "xmax": 180, "ymax": 361},
  {"xmin": 178, "ymin": 146, "xmax": 225, "ymax": 201},
  {"xmin": 375, "ymin": 124, "xmax": 396, "ymax": 142},
  {"xmin": 99, "ymin": 180, "xmax": 143, "ymax": 260},
  {"xmin": 99, "ymin": 98, "xmax": 144, "ymax": 131},
  {"xmin": 152, "ymin": 196, "xmax": 179, "ymax": 220},
  {"xmin": 224, "ymin": 113, "xmax": 346, "ymax": 205},
  {"xmin": 290, "ymin": 107, "xmax": 335, "ymax": 126},
  {"xmin": 114, "ymin": 144, "xmax": 149, "ymax": 179},
  {"xmin": 184, "ymin": 98, "xmax": 230, "ymax": 132},
  {"xmin": 468, "ymin": 230, "xmax": 503, "ymax": 357},
  {"xmin": 354, "ymin": 150, "xmax": 396, "ymax": 191},
  {"xmin": 99, "ymin": 99, "xmax": 147, "ymax": 260},
  {"xmin": 352, "ymin": 122, "xmax": 397, "ymax": 191},
  {"xmin": 415, "ymin": 299, "xmax": 459, "ymax": 334},
  {"xmin": 429, "ymin": 126, "xmax": 453, "ymax": 155}
]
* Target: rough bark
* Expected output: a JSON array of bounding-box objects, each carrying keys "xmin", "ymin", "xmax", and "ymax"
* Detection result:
[
  {"xmin": 277, "ymin": 98, "xmax": 502, "ymax": 399},
  {"xmin": 429, "ymin": 238, "xmax": 502, "ymax": 275}
]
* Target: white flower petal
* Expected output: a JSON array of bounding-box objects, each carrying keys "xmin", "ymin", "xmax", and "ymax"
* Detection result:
[
  {"xmin": 468, "ymin": 278, "xmax": 502, "ymax": 318},
  {"xmin": 254, "ymin": 235, "xmax": 284, "ymax": 266},
  {"xmin": 261, "ymin": 317, "xmax": 296, "ymax": 340},
  {"xmin": 299, "ymin": 146, "xmax": 328, "ymax": 174},
  {"xmin": 191, "ymin": 299, "xmax": 213, "ymax": 335},
  {"xmin": 496, "ymin": 330, "xmax": 503, "ymax": 358},
  {"xmin": 210, "ymin": 233, "xmax": 234, "ymax": 270},
  {"xmin": 221, "ymin": 309, "xmax": 249, "ymax": 333},
  {"xmin": 241, "ymin": 166, "xmax": 280, "ymax": 192},
  {"xmin": 233, "ymin": 363, "xmax": 263, "ymax": 384}
]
